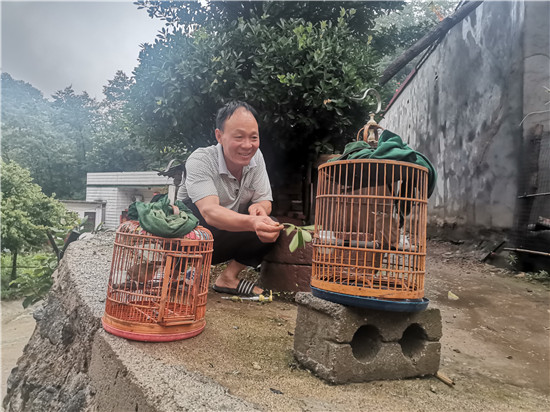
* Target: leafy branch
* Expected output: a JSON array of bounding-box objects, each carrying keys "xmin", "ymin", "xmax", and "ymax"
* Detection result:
[{"xmin": 283, "ymin": 223, "xmax": 315, "ymax": 252}]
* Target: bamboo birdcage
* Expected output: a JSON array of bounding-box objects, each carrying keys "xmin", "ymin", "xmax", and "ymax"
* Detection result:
[
  {"xmin": 311, "ymin": 158, "xmax": 429, "ymax": 311},
  {"xmin": 102, "ymin": 221, "xmax": 213, "ymax": 341}
]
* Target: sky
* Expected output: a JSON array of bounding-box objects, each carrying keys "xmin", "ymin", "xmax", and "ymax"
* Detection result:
[{"xmin": 1, "ymin": 0, "xmax": 165, "ymax": 100}]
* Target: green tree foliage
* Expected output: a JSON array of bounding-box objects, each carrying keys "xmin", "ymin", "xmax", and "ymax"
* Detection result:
[
  {"xmin": 50, "ymin": 86, "xmax": 100, "ymax": 198},
  {"xmin": 1, "ymin": 73, "xmax": 79, "ymax": 198},
  {"xmin": 130, "ymin": 1, "xmax": 403, "ymax": 183},
  {"xmin": 1, "ymin": 160, "xmax": 77, "ymax": 282},
  {"xmin": 373, "ymin": 0, "xmax": 459, "ymax": 100},
  {"xmin": 1, "ymin": 72, "xmax": 164, "ymax": 199},
  {"xmin": 102, "ymin": 70, "xmax": 134, "ymax": 113},
  {"xmin": 87, "ymin": 70, "xmax": 163, "ymax": 173},
  {"xmin": 9, "ymin": 254, "xmax": 58, "ymax": 307},
  {"xmin": 2, "ymin": 73, "xmax": 100, "ymax": 198},
  {"xmin": 137, "ymin": 1, "xmax": 403, "ymax": 36}
]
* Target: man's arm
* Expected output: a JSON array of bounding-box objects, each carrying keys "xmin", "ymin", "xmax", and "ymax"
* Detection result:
[
  {"xmin": 247, "ymin": 149, "xmax": 273, "ymax": 216},
  {"xmin": 196, "ymin": 196, "xmax": 282, "ymax": 243},
  {"xmin": 248, "ymin": 200, "xmax": 272, "ymax": 216}
]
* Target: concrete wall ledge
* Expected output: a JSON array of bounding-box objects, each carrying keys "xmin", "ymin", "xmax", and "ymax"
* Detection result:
[
  {"xmin": 5, "ymin": 233, "xmax": 550, "ymax": 411},
  {"xmin": 3, "ymin": 233, "xmax": 258, "ymax": 412}
]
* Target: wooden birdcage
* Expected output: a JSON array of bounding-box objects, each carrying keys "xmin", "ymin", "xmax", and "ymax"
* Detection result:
[
  {"xmin": 311, "ymin": 159, "xmax": 429, "ymax": 311},
  {"xmin": 102, "ymin": 221, "xmax": 213, "ymax": 341}
]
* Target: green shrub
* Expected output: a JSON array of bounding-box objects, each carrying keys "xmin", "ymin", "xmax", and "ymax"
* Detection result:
[
  {"xmin": 8, "ymin": 253, "xmax": 57, "ymax": 307},
  {"xmin": 1, "ymin": 253, "xmax": 38, "ymax": 300},
  {"xmin": 527, "ymin": 270, "xmax": 550, "ymax": 284}
]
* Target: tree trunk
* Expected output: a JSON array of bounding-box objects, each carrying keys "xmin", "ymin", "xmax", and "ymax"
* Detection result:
[
  {"xmin": 47, "ymin": 231, "xmax": 61, "ymax": 262},
  {"xmin": 379, "ymin": 1, "xmax": 483, "ymax": 85},
  {"xmin": 10, "ymin": 249, "xmax": 18, "ymax": 283}
]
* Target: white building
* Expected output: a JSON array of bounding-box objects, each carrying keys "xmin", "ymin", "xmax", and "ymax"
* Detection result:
[
  {"xmin": 60, "ymin": 200, "xmax": 106, "ymax": 232},
  {"xmin": 84, "ymin": 171, "xmax": 177, "ymax": 229}
]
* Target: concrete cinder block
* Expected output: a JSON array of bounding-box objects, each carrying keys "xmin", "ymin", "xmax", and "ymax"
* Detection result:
[{"xmin": 293, "ymin": 292, "xmax": 441, "ymax": 384}]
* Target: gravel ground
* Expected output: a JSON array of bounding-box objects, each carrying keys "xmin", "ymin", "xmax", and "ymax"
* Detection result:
[{"xmin": 133, "ymin": 239, "xmax": 550, "ymax": 411}]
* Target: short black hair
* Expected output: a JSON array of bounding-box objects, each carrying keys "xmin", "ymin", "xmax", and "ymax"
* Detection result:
[{"xmin": 215, "ymin": 101, "xmax": 258, "ymax": 131}]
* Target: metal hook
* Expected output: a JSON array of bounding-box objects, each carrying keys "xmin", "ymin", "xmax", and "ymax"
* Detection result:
[{"xmin": 350, "ymin": 88, "xmax": 382, "ymax": 114}]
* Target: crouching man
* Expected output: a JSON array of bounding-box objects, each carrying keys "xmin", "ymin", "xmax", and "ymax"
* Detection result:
[{"xmin": 178, "ymin": 101, "xmax": 283, "ymax": 296}]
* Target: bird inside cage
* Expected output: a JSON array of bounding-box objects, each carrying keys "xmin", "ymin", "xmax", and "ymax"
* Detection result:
[
  {"xmin": 340, "ymin": 183, "xmax": 400, "ymax": 250},
  {"xmin": 125, "ymin": 259, "xmax": 165, "ymax": 288},
  {"xmin": 113, "ymin": 238, "xmax": 198, "ymax": 298}
]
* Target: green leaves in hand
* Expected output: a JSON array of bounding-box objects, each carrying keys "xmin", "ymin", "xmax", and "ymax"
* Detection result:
[{"xmin": 284, "ymin": 223, "xmax": 315, "ymax": 252}]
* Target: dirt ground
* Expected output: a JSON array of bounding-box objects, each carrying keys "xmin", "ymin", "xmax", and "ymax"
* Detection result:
[
  {"xmin": 141, "ymin": 239, "xmax": 550, "ymax": 411},
  {"xmin": 2, "ymin": 239, "xmax": 549, "ymax": 411},
  {"xmin": 1, "ymin": 300, "xmax": 37, "ymax": 399}
]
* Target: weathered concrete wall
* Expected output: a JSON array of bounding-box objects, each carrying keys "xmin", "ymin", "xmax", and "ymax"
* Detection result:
[
  {"xmin": 522, "ymin": 1, "xmax": 550, "ymax": 133},
  {"xmin": 382, "ymin": 1, "xmax": 526, "ymax": 229},
  {"xmin": 516, "ymin": 0, "xmax": 550, "ymax": 260},
  {"xmin": 2, "ymin": 233, "xmax": 258, "ymax": 412}
]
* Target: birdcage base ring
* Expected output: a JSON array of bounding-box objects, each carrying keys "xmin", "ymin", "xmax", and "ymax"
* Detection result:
[
  {"xmin": 102, "ymin": 315, "xmax": 205, "ymax": 342},
  {"xmin": 311, "ymin": 287, "xmax": 429, "ymax": 312}
]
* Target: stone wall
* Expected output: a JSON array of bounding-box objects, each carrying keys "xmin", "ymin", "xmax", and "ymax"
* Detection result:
[
  {"xmin": 382, "ymin": 1, "xmax": 528, "ymax": 229},
  {"xmin": 3, "ymin": 238, "xmax": 110, "ymax": 412},
  {"xmin": 2, "ymin": 233, "xmax": 256, "ymax": 412}
]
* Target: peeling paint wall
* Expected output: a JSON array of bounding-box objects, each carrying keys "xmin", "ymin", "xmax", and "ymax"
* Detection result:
[
  {"xmin": 382, "ymin": 1, "xmax": 528, "ymax": 229},
  {"xmin": 515, "ymin": 0, "xmax": 550, "ymax": 261}
]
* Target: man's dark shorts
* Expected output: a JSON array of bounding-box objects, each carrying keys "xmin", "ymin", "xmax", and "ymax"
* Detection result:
[{"xmin": 184, "ymin": 201, "xmax": 276, "ymax": 268}]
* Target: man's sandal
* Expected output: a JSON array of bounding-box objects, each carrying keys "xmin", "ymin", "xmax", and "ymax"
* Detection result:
[{"xmin": 212, "ymin": 279, "xmax": 268, "ymax": 297}]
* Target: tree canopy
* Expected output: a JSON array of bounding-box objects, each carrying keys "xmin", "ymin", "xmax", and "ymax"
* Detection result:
[
  {"xmin": 1, "ymin": 160, "xmax": 78, "ymax": 279},
  {"xmin": 373, "ymin": 0, "xmax": 459, "ymax": 99},
  {"xmin": 137, "ymin": 1, "xmax": 403, "ymax": 36},
  {"xmin": 1, "ymin": 73, "xmax": 75, "ymax": 197},
  {"xmin": 1, "ymin": 0, "xmax": 454, "ymax": 201},
  {"xmin": 130, "ymin": 1, "xmax": 407, "ymax": 184},
  {"xmin": 1, "ymin": 72, "xmax": 164, "ymax": 199}
]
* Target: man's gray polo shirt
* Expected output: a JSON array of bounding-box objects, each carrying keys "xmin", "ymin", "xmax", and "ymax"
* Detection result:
[{"xmin": 177, "ymin": 143, "xmax": 273, "ymax": 213}]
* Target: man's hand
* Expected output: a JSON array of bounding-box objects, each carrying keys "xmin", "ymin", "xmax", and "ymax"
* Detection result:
[
  {"xmin": 248, "ymin": 203, "xmax": 268, "ymax": 216},
  {"xmin": 252, "ymin": 216, "xmax": 283, "ymax": 243},
  {"xmin": 196, "ymin": 196, "xmax": 280, "ymax": 241}
]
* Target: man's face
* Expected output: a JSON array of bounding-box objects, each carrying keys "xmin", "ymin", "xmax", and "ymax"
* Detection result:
[{"xmin": 215, "ymin": 107, "xmax": 260, "ymax": 171}]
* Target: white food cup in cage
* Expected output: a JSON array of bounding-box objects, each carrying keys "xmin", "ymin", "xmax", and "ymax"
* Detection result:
[{"xmin": 318, "ymin": 230, "xmax": 336, "ymax": 255}]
